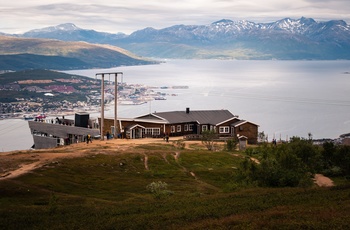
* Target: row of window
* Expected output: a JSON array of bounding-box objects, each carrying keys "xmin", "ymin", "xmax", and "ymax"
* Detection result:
[
  {"xmin": 142, "ymin": 128, "xmax": 161, "ymax": 136},
  {"xmin": 171, "ymin": 124, "xmax": 195, "ymax": 133},
  {"xmin": 120, "ymin": 125, "xmax": 242, "ymax": 135},
  {"xmin": 169, "ymin": 124, "xmax": 232, "ymax": 134}
]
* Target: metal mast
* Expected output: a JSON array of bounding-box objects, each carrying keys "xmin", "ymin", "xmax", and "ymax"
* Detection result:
[{"xmin": 96, "ymin": 72, "xmax": 123, "ymax": 140}]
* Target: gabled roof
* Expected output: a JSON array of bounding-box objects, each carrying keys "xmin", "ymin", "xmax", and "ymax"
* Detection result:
[
  {"xmin": 127, "ymin": 124, "xmax": 146, "ymax": 130},
  {"xmin": 216, "ymin": 117, "xmax": 240, "ymax": 126},
  {"xmin": 135, "ymin": 113, "xmax": 166, "ymax": 121},
  {"xmin": 116, "ymin": 117, "xmax": 167, "ymax": 124},
  {"xmin": 231, "ymin": 120, "xmax": 259, "ymax": 127},
  {"xmin": 238, "ymin": 135, "xmax": 248, "ymax": 140},
  {"xmin": 143, "ymin": 109, "xmax": 236, "ymax": 125}
]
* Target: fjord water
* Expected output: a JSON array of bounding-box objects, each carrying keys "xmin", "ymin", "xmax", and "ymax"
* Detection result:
[
  {"xmin": 68, "ymin": 59, "xmax": 350, "ymax": 140},
  {"xmin": 1, "ymin": 60, "xmax": 349, "ymax": 151}
]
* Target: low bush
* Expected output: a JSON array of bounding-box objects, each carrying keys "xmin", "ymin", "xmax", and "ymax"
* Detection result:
[{"xmin": 146, "ymin": 181, "xmax": 174, "ymax": 199}]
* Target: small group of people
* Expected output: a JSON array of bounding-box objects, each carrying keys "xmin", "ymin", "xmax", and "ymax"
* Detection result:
[{"xmin": 272, "ymin": 138, "xmax": 277, "ymax": 146}]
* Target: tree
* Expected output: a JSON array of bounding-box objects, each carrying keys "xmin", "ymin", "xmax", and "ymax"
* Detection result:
[
  {"xmin": 235, "ymin": 138, "xmax": 318, "ymax": 188},
  {"xmin": 201, "ymin": 130, "xmax": 217, "ymax": 151},
  {"xmin": 258, "ymin": 131, "xmax": 266, "ymax": 143},
  {"xmin": 226, "ymin": 138, "xmax": 238, "ymax": 151}
]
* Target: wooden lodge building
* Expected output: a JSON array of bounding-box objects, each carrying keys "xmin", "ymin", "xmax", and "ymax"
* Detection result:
[
  {"xmin": 28, "ymin": 108, "xmax": 259, "ymax": 149},
  {"xmin": 103, "ymin": 108, "xmax": 259, "ymax": 144}
]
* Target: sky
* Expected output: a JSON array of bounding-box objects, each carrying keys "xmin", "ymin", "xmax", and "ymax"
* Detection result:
[{"xmin": 1, "ymin": 0, "xmax": 350, "ymax": 35}]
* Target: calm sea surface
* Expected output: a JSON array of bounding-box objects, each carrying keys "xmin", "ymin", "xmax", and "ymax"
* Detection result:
[{"xmin": 1, "ymin": 60, "xmax": 350, "ymax": 151}]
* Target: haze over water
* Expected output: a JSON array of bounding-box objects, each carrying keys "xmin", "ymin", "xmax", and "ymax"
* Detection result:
[
  {"xmin": 1, "ymin": 59, "xmax": 350, "ymax": 151},
  {"xmin": 69, "ymin": 59, "xmax": 350, "ymax": 139}
]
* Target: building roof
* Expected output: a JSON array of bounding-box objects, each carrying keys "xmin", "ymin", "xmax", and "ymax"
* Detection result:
[
  {"xmin": 231, "ymin": 120, "xmax": 259, "ymax": 127},
  {"xmin": 28, "ymin": 121, "xmax": 100, "ymax": 138},
  {"xmin": 137, "ymin": 109, "xmax": 237, "ymax": 125}
]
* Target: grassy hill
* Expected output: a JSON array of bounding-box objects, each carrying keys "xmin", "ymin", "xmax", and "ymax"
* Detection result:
[
  {"xmin": 0, "ymin": 69, "xmax": 99, "ymax": 104},
  {"xmin": 0, "ymin": 139, "xmax": 349, "ymax": 229},
  {"xmin": 0, "ymin": 35, "xmax": 158, "ymax": 71}
]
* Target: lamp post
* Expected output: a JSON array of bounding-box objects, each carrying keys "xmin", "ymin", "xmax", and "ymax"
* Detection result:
[{"xmin": 96, "ymin": 72, "xmax": 123, "ymax": 140}]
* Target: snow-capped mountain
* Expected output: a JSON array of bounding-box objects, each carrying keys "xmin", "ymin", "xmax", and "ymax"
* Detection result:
[
  {"xmin": 121, "ymin": 17, "xmax": 350, "ymax": 59},
  {"xmin": 25, "ymin": 23, "xmax": 80, "ymax": 33},
  {"xmin": 7, "ymin": 17, "xmax": 350, "ymax": 59},
  {"xmin": 22, "ymin": 23, "xmax": 127, "ymax": 44},
  {"xmin": 127, "ymin": 17, "xmax": 349, "ymax": 43}
]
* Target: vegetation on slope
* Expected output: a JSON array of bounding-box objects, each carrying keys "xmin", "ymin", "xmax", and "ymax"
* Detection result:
[
  {"xmin": 0, "ymin": 69, "xmax": 99, "ymax": 105},
  {"xmin": 0, "ymin": 139, "xmax": 349, "ymax": 229},
  {"xmin": 0, "ymin": 35, "xmax": 158, "ymax": 71}
]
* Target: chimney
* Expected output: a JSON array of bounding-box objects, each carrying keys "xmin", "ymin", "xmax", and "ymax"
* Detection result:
[{"xmin": 186, "ymin": 107, "xmax": 190, "ymax": 114}]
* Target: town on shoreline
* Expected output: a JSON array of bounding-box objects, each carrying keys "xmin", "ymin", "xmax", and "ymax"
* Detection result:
[{"xmin": 0, "ymin": 70, "xmax": 188, "ymax": 120}]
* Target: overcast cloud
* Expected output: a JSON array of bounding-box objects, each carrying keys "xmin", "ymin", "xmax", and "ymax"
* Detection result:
[{"xmin": 1, "ymin": 0, "xmax": 349, "ymax": 34}]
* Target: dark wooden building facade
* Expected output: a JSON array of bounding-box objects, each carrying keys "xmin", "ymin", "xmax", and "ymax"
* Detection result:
[{"xmin": 103, "ymin": 108, "xmax": 259, "ymax": 144}]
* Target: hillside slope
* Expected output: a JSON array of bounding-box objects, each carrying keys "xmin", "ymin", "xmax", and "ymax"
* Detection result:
[
  {"xmin": 0, "ymin": 138, "xmax": 349, "ymax": 229},
  {"xmin": 0, "ymin": 35, "xmax": 158, "ymax": 71}
]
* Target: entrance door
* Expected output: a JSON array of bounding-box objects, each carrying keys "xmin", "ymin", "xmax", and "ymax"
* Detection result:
[{"xmin": 132, "ymin": 128, "xmax": 143, "ymax": 139}]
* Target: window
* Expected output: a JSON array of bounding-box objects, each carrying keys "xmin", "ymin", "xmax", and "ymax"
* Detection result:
[
  {"xmin": 145, "ymin": 128, "xmax": 152, "ymax": 135},
  {"xmin": 153, "ymin": 129, "xmax": 160, "ymax": 135},
  {"xmin": 202, "ymin": 125, "xmax": 208, "ymax": 132},
  {"xmin": 171, "ymin": 126, "xmax": 175, "ymax": 133},
  {"xmin": 184, "ymin": 124, "xmax": 189, "ymax": 131},
  {"xmin": 142, "ymin": 128, "xmax": 161, "ymax": 136},
  {"xmin": 189, "ymin": 124, "xmax": 194, "ymax": 131},
  {"xmin": 177, "ymin": 125, "xmax": 181, "ymax": 132},
  {"xmin": 219, "ymin": 126, "xmax": 230, "ymax": 133}
]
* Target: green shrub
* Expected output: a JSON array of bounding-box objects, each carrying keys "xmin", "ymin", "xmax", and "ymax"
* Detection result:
[
  {"xmin": 235, "ymin": 139, "xmax": 323, "ymax": 188},
  {"xmin": 225, "ymin": 138, "xmax": 238, "ymax": 151},
  {"xmin": 201, "ymin": 130, "xmax": 217, "ymax": 151},
  {"xmin": 146, "ymin": 181, "xmax": 174, "ymax": 199}
]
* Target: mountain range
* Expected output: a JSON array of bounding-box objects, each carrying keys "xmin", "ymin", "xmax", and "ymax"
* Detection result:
[
  {"xmin": 4, "ymin": 17, "xmax": 350, "ymax": 60},
  {"xmin": 1, "ymin": 17, "xmax": 350, "ymax": 71}
]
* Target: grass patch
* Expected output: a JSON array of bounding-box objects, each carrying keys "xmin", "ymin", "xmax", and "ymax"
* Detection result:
[{"xmin": 0, "ymin": 146, "xmax": 350, "ymax": 229}]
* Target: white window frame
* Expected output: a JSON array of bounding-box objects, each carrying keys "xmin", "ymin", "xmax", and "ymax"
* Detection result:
[
  {"xmin": 153, "ymin": 128, "xmax": 160, "ymax": 135},
  {"xmin": 219, "ymin": 126, "xmax": 230, "ymax": 134},
  {"xmin": 184, "ymin": 124, "xmax": 189, "ymax": 131},
  {"xmin": 143, "ymin": 128, "xmax": 160, "ymax": 136},
  {"xmin": 177, "ymin": 125, "xmax": 181, "ymax": 132},
  {"xmin": 202, "ymin": 125, "xmax": 208, "ymax": 132},
  {"xmin": 171, "ymin": 125, "xmax": 175, "ymax": 133},
  {"xmin": 189, "ymin": 124, "xmax": 194, "ymax": 131}
]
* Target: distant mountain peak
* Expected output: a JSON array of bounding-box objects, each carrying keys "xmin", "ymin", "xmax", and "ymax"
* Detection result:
[
  {"xmin": 299, "ymin": 17, "xmax": 316, "ymax": 24},
  {"xmin": 26, "ymin": 23, "xmax": 81, "ymax": 34},
  {"xmin": 212, "ymin": 19, "xmax": 233, "ymax": 25},
  {"xmin": 55, "ymin": 23, "xmax": 80, "ymax": 31}
]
